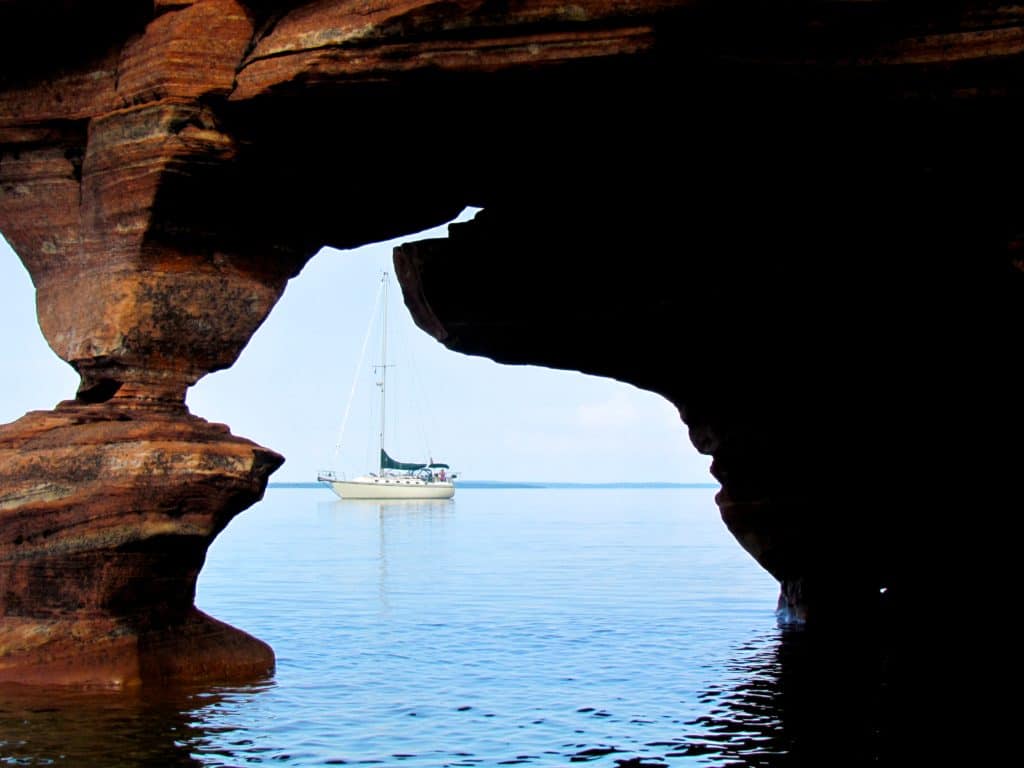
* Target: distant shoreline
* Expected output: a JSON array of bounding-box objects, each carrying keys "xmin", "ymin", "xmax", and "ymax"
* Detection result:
[{"xmin": 270, "ymin": 481, "xmax": 719, "ymax": 490}]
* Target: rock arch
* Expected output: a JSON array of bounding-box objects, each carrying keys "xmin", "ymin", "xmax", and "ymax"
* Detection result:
[{"xmin": 1, "ymin": 0, "xmax": 1018, "ymax": 684}]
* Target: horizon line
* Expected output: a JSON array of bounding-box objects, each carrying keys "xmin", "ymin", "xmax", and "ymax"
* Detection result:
[{"xmin": 269, "ymin": 480, "xmax": 720, "ymax": 489}]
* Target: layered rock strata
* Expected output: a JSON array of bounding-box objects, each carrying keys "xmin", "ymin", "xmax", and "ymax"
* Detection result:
[
  {"xmin": 0, "ymin": 398, "xmax": 281, "ymax": 685},
  {"xmin": 1, "ymin": 0, "xmax": 1021, "ymax": 682}
]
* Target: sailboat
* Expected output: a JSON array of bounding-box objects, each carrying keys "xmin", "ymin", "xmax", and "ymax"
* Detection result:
[{"xmin": 317, "ymin": 271, "xmax": 456, "ymax": 500}]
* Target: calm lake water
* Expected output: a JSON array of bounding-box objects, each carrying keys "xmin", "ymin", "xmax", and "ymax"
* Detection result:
[{"xmin": 0, "ymin": 487, "xmax": 892, "ymax": 766}]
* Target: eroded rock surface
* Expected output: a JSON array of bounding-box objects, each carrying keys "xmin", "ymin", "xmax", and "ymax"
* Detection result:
[
  {"xmin": 0, "ymin": 398, "xmax": 279, "ymax": 684},
  {"xmin": 1, "ymin": 0, "xmax": 1021, "ymax": 682}
]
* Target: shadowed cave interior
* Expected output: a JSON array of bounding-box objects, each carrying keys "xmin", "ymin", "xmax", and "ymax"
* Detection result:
[{"xmin": 0, "ymin": 5, "xmax": 1017, "ymax": 726}]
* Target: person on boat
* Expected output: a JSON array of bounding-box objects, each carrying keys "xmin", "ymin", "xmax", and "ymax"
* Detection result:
[{"xmin": 438, "ymin": 469, "xmax": 447, "ymax": 482}]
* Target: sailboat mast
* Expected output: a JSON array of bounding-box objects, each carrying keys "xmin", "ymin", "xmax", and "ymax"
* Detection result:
[{"xmin": 378, "ymin": 271, "xmax": 388, "ymax": 472}]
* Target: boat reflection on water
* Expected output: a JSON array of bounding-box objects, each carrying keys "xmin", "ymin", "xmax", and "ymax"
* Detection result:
[
  {"xmin": 320, "ymin": 496, "xmax": 455, "ymax": 520},
  {"xmin": 318, "ymin": 496, "xmax": 455, "ymax": 613},
  {"xmin": 373, "ymin": 498, "xmax": 455, "ymax": 518}
]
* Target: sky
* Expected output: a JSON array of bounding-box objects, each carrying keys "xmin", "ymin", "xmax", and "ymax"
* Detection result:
[{"xmin": 0, "ymin": 211, "xmax": 712, "ymax": 483}]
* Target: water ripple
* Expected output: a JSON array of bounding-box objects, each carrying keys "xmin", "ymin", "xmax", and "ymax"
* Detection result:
[{"xmin": 0, "ymin": 489, "xmax": 891, "ymax": 766}]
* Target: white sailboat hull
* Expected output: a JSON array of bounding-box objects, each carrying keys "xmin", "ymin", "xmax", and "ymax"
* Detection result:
[{"xmin": 328, "ymin": 476, "xmax": 455, "ymax": 500}]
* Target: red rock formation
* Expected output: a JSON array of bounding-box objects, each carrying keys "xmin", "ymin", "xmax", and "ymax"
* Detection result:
[
  {"xmin": 0, "ymin": 399, "xmax": 280, "ymax": 685},
  {"xmin": 1, "ymin": 0, "xmax": 1021, "ymax": 683},
  {"xmin": 0, "ymin": 0, "xmax": 306, "ymax": 684}
]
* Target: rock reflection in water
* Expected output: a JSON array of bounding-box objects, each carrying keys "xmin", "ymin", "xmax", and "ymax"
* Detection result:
[
  {"xmin": 664, "ymin": 626, "xmax": 890, "ymax": 766},
  {"xmin": 0, "ymin": 682, "xmax": 273, "ymax": 767},
  {"xmin": 0, "ymin": 625, "xmax": 891, "ymax": 767}
]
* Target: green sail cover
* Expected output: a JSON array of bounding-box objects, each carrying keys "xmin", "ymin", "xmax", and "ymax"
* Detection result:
[
  {"xmin": 380, "ymin": 449, "xmax": 427, "ymax": 471},
  {"xmin": 380, "ymin": 450, "xmax": 449, "ymax": 471}
]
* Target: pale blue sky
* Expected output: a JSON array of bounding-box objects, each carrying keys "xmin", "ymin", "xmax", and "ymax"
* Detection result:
[{"xmin": 0, "ymin": 212, "xmax": 711, "ymax": 483}]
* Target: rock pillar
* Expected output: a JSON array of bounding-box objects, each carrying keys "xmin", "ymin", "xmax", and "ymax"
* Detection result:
[{"xmin": 0, "ymin": 0, "xmax": 305, "ymax": 685}]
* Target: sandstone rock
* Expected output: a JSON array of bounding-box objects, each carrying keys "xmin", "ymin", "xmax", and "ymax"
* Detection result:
[
  {"xmin": 0, "ymin": 399, "xmax": 280, "ymax": 685},
  {"xmin": 0, "ymin": 0, "xmax": 1021, "ymax": 683}
]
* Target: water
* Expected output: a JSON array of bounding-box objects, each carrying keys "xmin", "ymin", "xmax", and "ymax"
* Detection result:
[{"xmin": 0, "ymin": 488, "xmax": 891, "ymax": 766}]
